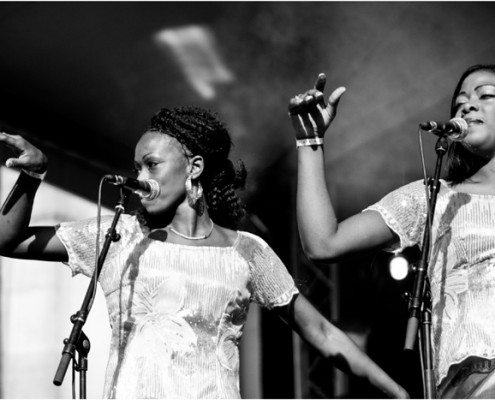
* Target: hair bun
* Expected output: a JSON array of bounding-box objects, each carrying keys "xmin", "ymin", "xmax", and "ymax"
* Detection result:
[{"xmin": 232, "ymin": 160, "xmax": 247, "ymax": 190}]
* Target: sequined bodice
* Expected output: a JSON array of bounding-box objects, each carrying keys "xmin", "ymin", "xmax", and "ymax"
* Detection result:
[
  {"xmin": 56, "ymin": 214, "xmax": 298, "ymax": 398},
  {"xmin": 367, "ymin": 179, "xmax": 495, "ymax": 386}
]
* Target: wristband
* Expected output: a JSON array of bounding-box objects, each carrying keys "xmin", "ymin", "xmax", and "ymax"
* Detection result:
[
  {"xmin": 22, "ymin": 169, "xmax": 47, "ymax": 181},
  {"xmin": 296, "ymin": 137, "xmax": 324, "ymax": 148}
]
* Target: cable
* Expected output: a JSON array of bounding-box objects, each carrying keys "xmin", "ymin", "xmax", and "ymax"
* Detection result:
[
  {"xmin": 90, "ymin": 176, "xmax": 106, "ymax": 311},
  {"xmin": 417, "ymin": 128, "xmax": 434, "ymax": 260}
]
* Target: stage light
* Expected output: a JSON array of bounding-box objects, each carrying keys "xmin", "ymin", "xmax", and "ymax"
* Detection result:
[
  {"xmin": 389, "ymin": 252, "xmax": 409, "ymax": 281},
  {"xmin": 154, "ymin": 25, "xmax": 234, "ymax": 100}
]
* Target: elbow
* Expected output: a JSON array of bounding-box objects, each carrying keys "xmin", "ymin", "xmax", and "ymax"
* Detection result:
[{"xmin": 300, "ymin": 240, "xmax": 341, "ymax": 264}]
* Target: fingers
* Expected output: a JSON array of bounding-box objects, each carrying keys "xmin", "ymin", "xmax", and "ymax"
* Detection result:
[
  {"xmin": 328, "ymin": 86, "xmax": 346, "ymax": 107},
  {"xmin": 288, "ymin": 91, "xmax": 324, "ymax": 117},
  {"xmin": 289, "ymin": 76, "xmax": 346, "ymax": 138},
  {"xmin": 4, "ymin": 153, "xmax": 35, "ymax": 169},
  {"xmin": 314, "ymin": 73, "xmax": 326, "ymax": 92},
  {"xmin": 324, "ymin": 86, "xmax": 346, "ymax": 121},
  {"xmin": 0, "ymin": 131, "xmax": 23, "ymax": 148},
  {"xmin": 311, "ymin": 90, "xmax": 325, "ymax": 106},
  {"xmin": 288, "ymin": 93, "xmax": 320, "ymax": 115},
  {"xmin": 289, "ymin": 73, "xmax": 328, "ymax": 116},
  {"xmin": 5, "ymin": 157, "xmax": 22, "ymax": 169},
  {"xmin": 5, "ymin": 153, "xmax": 48, "ymax": 171},
  {"xmin": 0, "ymin": 133, "xmax": 23, "ymax": 168},
  {"xmin": 288, "ymin": 95, "xmax": 305, "ymax": 115},
  {"xmin": 0, "ymin": 132, "xmax": 47, "ymax": 171}
]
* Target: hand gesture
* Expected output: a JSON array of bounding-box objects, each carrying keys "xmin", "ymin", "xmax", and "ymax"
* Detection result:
[
  {"xmin": 0, "ymin": 132, "xmax": 48, "ymax": 173},
  {"xmin": 288, "ymin": 73, "xmax": 346, "ymax": 141}
]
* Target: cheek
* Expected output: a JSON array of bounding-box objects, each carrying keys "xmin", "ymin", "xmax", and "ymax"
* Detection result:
[
  {"xmin": 487, "ymin": 115, "xmax": 495, "ymax": 130},
  {"xmin": 154, "ymin": 166, "xmax": 187, "ymax": 190},
  {"xmin": 461, "ymin": 129, "xmax": 495, "ymax": 157},
  {"xmin": 143, "ymin": 177, "xmax": 187, "ymax": 209}
]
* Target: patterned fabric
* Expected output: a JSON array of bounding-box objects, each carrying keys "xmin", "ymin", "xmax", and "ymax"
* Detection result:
[
  {"xmin": 366, "ymin": 180, "xmax": 495, "ymax": 387},
  {"xmin": 56, "ymin": 214, "xmax": 298, "ymax": 399},
  {"xmin": 437, "ymin": 357, "xmax": 495, "ymax": 398}
]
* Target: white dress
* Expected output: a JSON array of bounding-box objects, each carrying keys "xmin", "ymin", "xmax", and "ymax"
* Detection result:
[
  {"xmin": 56, "ymin": 214, "xmax": 299, "ymax": 398},
  {"xmin": 367, "ymin": 179, "xmax": 495, "ymax": 386}
]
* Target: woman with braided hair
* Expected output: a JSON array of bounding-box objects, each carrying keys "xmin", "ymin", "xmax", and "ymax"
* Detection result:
[
  {"xmin": 0, "ymin": 106, "xmax": 407, "ymax": 398},
  {"xmin": 134, "ymin": 106, "xmax": 247, "ymax": 231}
]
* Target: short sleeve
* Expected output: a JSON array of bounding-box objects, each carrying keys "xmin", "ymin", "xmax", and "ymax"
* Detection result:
[
  {"xmin": 235, "ymin": 231, "xmax": 299, "ymax": 310},
  {"xmin": 56, "ymin": 214, "xmax": 135, "ymax": 277},
  {"xmin": 364, "ymin": 180, "xmax": 428, "ymax": 251}
]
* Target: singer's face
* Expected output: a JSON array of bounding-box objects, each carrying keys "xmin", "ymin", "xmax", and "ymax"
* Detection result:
[
  {"xmin": 454, "ymin": 70, "xmax": 495, "ymax": 157},
  {"xmin": 134, "ymin": 131, "xmax": 189, "ymax": 214}
]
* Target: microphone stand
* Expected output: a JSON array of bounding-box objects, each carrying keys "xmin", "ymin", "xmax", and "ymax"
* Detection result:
[
  {"xmin": 53, "ymin": 187, "xmax": 130, "ymax": 397},
  {"xmin": 404, "ymin": 136, "xmax": 448, "ymax": 399}
]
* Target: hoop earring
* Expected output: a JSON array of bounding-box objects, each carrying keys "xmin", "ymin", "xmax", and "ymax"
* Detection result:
[{"xmin": 185, "ymin": 174, "xmax": 204, "ymax": 212}]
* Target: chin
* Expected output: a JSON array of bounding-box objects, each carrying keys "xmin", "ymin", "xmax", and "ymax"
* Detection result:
[
  {"xmin": 461, "ymin": 141, "xmax": 495, "ymax": 159},
  {"xmin": 142, "ymin": 199, "xmax": 175, "ymax": 217},
  {"xmin": 461, "ymin": 131, "xmax": 487, "ymax": 148},
  {"xmin": 140, "ymin": 201, "xmax": 160, "ymax": 215}
]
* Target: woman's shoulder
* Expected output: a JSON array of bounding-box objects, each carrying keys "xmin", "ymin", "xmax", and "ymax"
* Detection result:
[
  {"xmin": 375, "ymin": 179, "xmax": 428, "ymax": 202},
  {"xmin": 233, "ymin": 230, "xmax": 279, "ymax": 259},
  {"xmin": 209, "ymin": 226, "xmax": 268, "ymax": 250},
  {"xmin": 59, "ymin": 213, "xmax": 140, "ymax": 232},
  {"xmin": 236, "ymin": 230, "xmax": 269, "ymax": 247},
  {"xmin": 400, "ymin": 179, "xmax": 428, "ymax": 192}
]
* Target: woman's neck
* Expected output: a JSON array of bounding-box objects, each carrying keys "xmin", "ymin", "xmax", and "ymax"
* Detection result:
[
  {"xmin": 452, "ymin": 158, "xmax": 495, "ymax": 195},
  {"xmin": 467, "ymin": 157, "xmax": 495, "ymax": 184},
  {"xmin": 160, "ymin": 203, "xmax": 214, "ymax": 239},
  {"xmin": 170, "ymin": 214, "xmax": 212, "ymax": 235}
]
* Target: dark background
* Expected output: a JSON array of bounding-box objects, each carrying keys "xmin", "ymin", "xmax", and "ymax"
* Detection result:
[{"xmin": 0, "ymin": 2, "xmax": 494, "ymax": 398}]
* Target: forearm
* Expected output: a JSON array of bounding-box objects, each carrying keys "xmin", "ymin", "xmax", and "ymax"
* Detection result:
[
  {"xmin": 318, "ymin": 325, "xmax": 408, "ymax": 399},
  {"xmin": 296, "ymin": 145, "xmax": 339, "ymax": 260},
  {"xmin": 289, "ymin": 296, "xmax": 409, "ymax": 399},
  {"xmin": 0, "ymin": 171, "xmax": 42, "ymax": 254}
]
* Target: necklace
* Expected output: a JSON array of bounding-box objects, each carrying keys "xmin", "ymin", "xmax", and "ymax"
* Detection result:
[{"xmin": 168, "ymin": 220, "xmax": 215, "ymax": 240}]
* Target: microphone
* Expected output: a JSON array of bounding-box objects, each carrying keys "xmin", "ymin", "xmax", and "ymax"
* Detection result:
[
  {"xmin": 104, "ymin": 175, "xmax": 160, "ymax": 200},
  {"xmin": 419, "ymin": 117, "xmax": 469, "ymax": 141}
]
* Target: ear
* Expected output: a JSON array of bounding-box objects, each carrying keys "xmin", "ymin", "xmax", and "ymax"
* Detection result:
[{"xmin": 187, "ymin": 155, "xmax": 204, "ymax": 179}]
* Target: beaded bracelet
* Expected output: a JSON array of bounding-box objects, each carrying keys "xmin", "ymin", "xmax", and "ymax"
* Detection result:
[
  {"xmin": 22, "ymin": 169, "xmax": 47, "ymax": 181},
  {"xmin": 296, "ymin": 137, "xmax": 324, "ymax": 148}
]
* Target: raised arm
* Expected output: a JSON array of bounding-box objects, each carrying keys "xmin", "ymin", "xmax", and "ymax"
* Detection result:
[
  {"xmin": 274, "ymin": 294, "xmax": 409, "ymax": 399},
  {"xmin": 289, "ymin": 74, "xmax": 396, "ymax": 262},
  {"xmin": 0, "ymin": 132, "xmax": 67, "ymax": 261}
]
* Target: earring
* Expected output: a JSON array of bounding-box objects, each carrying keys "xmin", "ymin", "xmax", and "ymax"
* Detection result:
[{"xmin": 185, "ymin": 174, "xmax": 203, "ymax": 209}]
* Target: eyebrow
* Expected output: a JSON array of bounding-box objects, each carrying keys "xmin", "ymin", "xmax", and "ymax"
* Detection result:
[
  {"xmin": 135, "ymin": 152, "xmax": 155, "ymax": 160},
  {"xmin": 457, "ymin": 83, "xmax": 495, "ymax": 97},
  {"xmin": 133, "ymin": 152, "xmax": 154, "ymax": 165}
]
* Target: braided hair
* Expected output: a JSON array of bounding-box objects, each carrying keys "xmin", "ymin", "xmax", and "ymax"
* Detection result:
[{"xmin": 146, "ymin": 106, "xmax": 247, "ymax": 229}]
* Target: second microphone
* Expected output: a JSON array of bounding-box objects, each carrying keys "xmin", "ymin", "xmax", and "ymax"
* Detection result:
[{"xmin": 419, "ymin": 117, "xmax": 469, "ymax": 141}]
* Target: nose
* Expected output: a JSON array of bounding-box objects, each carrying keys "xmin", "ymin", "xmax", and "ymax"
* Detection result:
[
  {"xmin": 137, "ymin": 169, "xmax": 150, "ymax": 181},
  {"xmin": 459, "ymin": 99, "xmax": 480, "ymax": 116}
]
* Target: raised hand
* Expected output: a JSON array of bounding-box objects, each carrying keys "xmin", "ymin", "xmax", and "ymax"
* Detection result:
[
  {"xmin": 288, "ymin": 73, "xmax": 346, "ymax": 141},
  {"xmin": 0, "ymin": 132, "xmax": 47, "ymax": 173}
]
